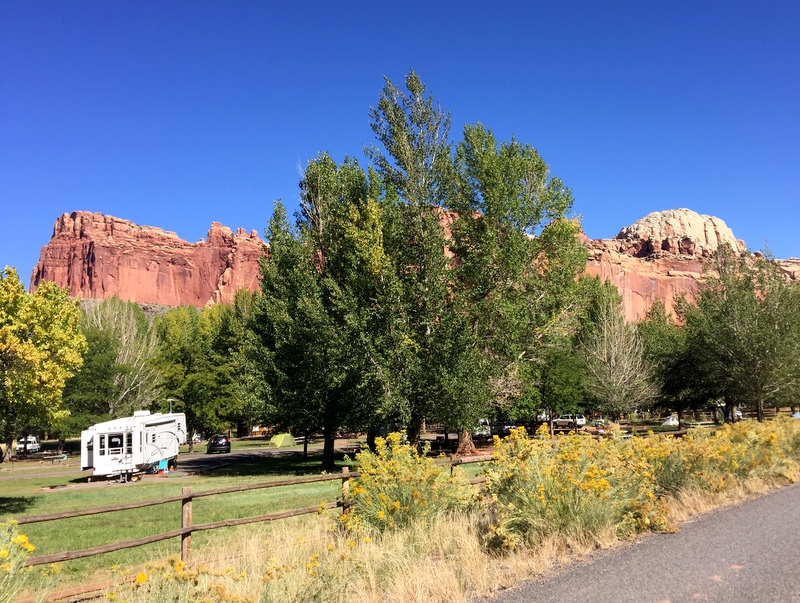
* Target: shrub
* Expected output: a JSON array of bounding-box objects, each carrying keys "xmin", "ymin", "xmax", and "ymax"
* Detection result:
[
  {"xmin": 482, "ymin": 428, "xmax": 667, "ymax": 551},
  {"xmin": 340, "ymin": 432, "xmax": 475, "ymax": 533},
  {"xmin": 0, "ymin": 520, "xmax": 36, "ymax": 603}
]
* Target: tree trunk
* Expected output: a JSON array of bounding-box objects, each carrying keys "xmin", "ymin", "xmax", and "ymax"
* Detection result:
[
  {"xmin": 321, "ymin": 425, "xmax": 336, "ymax": 471},
  {"xmin": 407, "ymin": 417, "xmax": 423, "ymax": 451},
  {"xmin": 2, "ymin": 438, "xmax": 12, "ymax": 463},
  {"xmin": 677, "ymin": 408, "xmax": 684, "ymax": 429},
  {"xmin": 366, "ymin": 426, "xmax": 377, "ymax": 452},
  {"xmin": 757, "ymin": 399, "xmax": 765, "ymax": 422},
  {"xmin": 455, "ymin": 430, "xmax": 477, "ymax": 456},
  {"xmin": 303, "ymin": 430, "xmax": 309, "ymax": 459}
]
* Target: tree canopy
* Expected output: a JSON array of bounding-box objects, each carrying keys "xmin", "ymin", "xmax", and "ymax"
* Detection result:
[{"xmin": 0, "ymin": 268, "xmax": 86, "ymax": 460}]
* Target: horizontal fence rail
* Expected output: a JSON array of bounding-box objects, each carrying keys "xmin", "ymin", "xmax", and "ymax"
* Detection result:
[{"xmin": 20, "ymin": 455, "xmax": 494, "ymax": 569}]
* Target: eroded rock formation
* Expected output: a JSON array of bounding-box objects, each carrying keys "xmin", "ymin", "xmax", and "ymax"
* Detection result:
[
  {"xmin": 30, "ymin": 208, "xmax": 800, "ymax": 320},
  {"xmin": 584, "ymin": 208, "xmax": 796, "ymax": 320},
  {"xmin": 30, "ymin": 212, "xmax": 264, "ymax": 307}
]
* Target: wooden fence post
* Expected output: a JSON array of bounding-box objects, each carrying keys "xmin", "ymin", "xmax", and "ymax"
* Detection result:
[
  {"xmin": 341, "ymin": 467, "xmax": 350, "ymax": 514},
  {"xmin": 181, "ymin": 487, "xmax": 192, "ymax": 562}
]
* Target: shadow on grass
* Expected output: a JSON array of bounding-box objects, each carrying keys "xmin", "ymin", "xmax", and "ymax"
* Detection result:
[
  {"xmin": 0, "ymin": 496, "xmax": 38, "ymax": 516},
  {"xmin": 202, "ymin": 450, "xmax": 356, "ymax": 479}
]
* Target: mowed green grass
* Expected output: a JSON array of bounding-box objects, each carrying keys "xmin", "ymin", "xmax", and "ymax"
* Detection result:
[{"xmin": 1, "ymin": 449, "xmax": 354, "ymax": 579}]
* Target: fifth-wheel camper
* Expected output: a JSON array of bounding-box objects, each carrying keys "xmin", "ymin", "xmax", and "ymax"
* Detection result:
[{"xmin": 81, "ymin": 411, "xmax": 187, "ymax": 481}]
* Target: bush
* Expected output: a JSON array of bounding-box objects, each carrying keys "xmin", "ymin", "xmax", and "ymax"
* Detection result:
[
  {"xmin": 0, "ymin": 520, "xmax": 36, "ymax": 603},
  {"xmin": 482, "ymin": 428, "xmax": 667, "ymax": 551},
  {"xmin": 482, "ymin": 420, "xmax": 800, "ymax": 553},
  {"xmin": 340, "ymin": 433, "xmax": 475, "ymax": 533}
]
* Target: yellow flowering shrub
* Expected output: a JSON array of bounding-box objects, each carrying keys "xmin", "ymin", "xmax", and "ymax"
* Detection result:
[
  {"xmin": 0, "ymin": 520, "xmax": 36, "ymax": 603},
  {"xmin": 341, "ymin": 432, "xmax": 475, "ymax": 533},
  {"xmin": 483, "ymin": 419, "xmax": 800, "ymax": 552}
]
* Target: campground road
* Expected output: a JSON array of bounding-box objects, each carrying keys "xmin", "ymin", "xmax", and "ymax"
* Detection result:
[{"xmin": 489, "ymin": 481, "xmax": 800, "ymax": 603}]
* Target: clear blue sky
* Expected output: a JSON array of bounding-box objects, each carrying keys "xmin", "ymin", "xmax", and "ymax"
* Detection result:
[{"xmin": 2, "ymin": 1, "xmax": 799, "ymax": 285}]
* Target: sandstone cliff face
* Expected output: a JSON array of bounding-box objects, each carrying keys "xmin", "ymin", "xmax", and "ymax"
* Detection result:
[
  {"xmin": 583, "ymin": 208, "xmax": 792, "ymax": 321},
  {"xmin": 31, "ymin": 208, "xmax": 800, "ymax": 320},
  {"xmin": 30, "ymin": 212, "xmax": 264, "ymax": 307}
]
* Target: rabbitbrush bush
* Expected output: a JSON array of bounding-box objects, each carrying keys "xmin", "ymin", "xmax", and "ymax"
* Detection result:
[
  {"xmin": 483, "ymin": 419, "xmax": 800, "ymax": 551},
  {"xmin": 340, "ymin": 432, "xmax": 476, "ymax": 533},
  {"xmin": 0, "ymin": 519, "xmax": 37, "ymax": 603}
]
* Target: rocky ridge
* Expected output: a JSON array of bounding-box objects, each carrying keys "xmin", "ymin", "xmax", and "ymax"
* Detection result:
[
  {"xmin": 30, "ymin": 212, "xmax": 264, "ymax": 307},
  {"xmin": 30, "ymin": 209, "xmax": 800, "ymax": 320}
]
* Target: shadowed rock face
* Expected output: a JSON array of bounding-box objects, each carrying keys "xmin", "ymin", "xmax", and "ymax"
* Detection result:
[
  {"xmin": 30, "ymin": 209, "xmax": 800, "ymax": 319},
  {"xmin": 30, "ymin": 212, "xmax": 264, "ymax": 307}
]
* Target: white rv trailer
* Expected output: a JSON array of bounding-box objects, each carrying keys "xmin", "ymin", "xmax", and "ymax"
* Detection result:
[{"xmin": 81, "ymin": 411, "xmax": 187, "ymax": 481}]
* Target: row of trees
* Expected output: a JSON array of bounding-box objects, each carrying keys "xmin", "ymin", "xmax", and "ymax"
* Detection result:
[{"xmin": 3, "ymin": 72, "xmax": 799, "ymax": 466}]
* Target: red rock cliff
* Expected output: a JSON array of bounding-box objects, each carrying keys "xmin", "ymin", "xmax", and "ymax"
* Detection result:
[
  {"xmin": 30, "ymin": 212, "xmax": 265, "ymax": 307},
  {"xmin": 31, "ymin": 209, "xmax": 800, "ymax": 318}
]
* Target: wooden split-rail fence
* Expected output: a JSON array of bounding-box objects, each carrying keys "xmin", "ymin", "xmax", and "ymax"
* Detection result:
[{"xmin": 18, "ymin": 455, "xmax": 492, "ymax": 569}]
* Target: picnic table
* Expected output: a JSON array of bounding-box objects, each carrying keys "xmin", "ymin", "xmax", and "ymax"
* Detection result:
[{"xmin": 43, "ymin": 453, "xmax": 68, "ymax": 464}]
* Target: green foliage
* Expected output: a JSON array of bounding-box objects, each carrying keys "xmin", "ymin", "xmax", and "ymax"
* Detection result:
[
  {"xmin": 157, "ymin": 304, "xmax": 241, "ymax": 440},
  {"xmin": 249, "ymin": 156, "xmax": 392, "ymax": 469},
  {"xmin": 682, "ymin": 245, "xmax": 800, "ymax": 420},
  {"xmin": 0, "ymin": 268, "xmax": 86, "ymax": 458},
  {"xmin": 341, "ymin": 433, "xmax": 475, "ymax": 533}
]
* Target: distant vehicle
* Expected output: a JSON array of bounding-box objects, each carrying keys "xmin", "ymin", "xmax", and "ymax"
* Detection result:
[
  {"xmin": 81, "ymin": 410, "xmax": 187, "ymax": 481},
  {"xmin": 661, "ymin": 415, "xmax": 679, "ymax": 427},
  {"xmin": 206, "ymin": 434, "xmax": 231, "ymax": 454},
  {"xmin": 491, "ymin": 421, "xmax": 518, "ymax": 438},
  {"xmin": 473, "ymin": 419, "xmax": 491, "ymax": 440},
  {"xmin": 15, "ymin": 436, "xmax": 40, "ymax": 454},
  {"xmin": 553, "ymin": 414, "xmax": 586, "ymax": 428}
]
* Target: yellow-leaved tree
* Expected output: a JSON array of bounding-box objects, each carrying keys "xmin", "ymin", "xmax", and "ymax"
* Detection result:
[{"xmin": 0, "ymin": 268, "xmax": 86, "ymax": 462}]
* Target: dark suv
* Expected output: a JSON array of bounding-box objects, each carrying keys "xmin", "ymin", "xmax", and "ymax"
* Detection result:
[{"xmin": 206, "ymin": 434, "xmax": 231, "ymax": 454}]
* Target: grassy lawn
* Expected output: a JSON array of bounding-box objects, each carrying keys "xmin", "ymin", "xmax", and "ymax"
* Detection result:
[{"xmin": 1, "ymin": 449, "xmax": 356, "ymax": 580}]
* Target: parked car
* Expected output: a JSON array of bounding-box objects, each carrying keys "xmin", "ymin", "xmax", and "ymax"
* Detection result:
[
  {"xmin": 491, "ymin": 421, "xmax": 518, "ymax": 438},
  {"xmin": 552, "ymin": 414, "xmax": 586, "ymax": 428},
  {"xmin": 473, "ymin": 419, "xmax": 491, "ymax": 440},
  {"xmin": 206, "ymin": 434, "xmax": 231, "ymax": 454},
  {"xmin": 15, "ymin": 436, "xmax": 40, "ymax": 454}
]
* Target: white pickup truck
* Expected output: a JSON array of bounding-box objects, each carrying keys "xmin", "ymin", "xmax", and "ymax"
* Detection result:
[{"xmin": 16, "ymin": 436, "xmax": 41, "ymax": 454}]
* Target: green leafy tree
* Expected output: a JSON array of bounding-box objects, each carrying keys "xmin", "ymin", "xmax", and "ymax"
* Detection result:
[
  {"xmin": 366, "ymin": 71, "xmax": 591, "ymax": 452},
  {"xmin": 0, "ymin": 268, "xmax": 86, "ymax": 461},
  {"xmin": 448, "ymin": 123, "xmax": 588, "ymax": 449},
  {"xmin": 157, "ymin": 305, "xmax": 240, "ymax": 451},
  {"xmin": 683, "ymin": 245, "xmax": 800, "ymax": 421},
  {"xmin": 249, "ymin": 156, "xmax": 391, "ymax": 469},
  {"xmin": 59, "ymin": 324, "xmax": 126, "ymax": 444}
]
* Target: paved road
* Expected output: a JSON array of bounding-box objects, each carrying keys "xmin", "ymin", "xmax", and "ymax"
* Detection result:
[{"xmin": 489, "ymin": 482, "xmax": 800, "ymax": 603}]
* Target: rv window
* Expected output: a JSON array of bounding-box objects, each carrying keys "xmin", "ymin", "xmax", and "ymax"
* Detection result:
[
  {"xmin": 99, "ymin": 434, "xmax": 106, "ymax": 456},
  {"xmin": 125, "ymin": 432, "xmax": 133, "ymax": 454},
  {"xmin": 108, "ymin": 433, "xmax": 123, "ymax": 452}
]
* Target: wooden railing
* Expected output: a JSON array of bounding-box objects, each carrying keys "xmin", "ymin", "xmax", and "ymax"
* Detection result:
[{"xmin": 20, "ymin": 454, "xmax": 493, "ymax": 568}]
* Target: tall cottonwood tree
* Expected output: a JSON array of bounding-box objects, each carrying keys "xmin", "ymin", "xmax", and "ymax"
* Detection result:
[
  {"xmin": 369, "ymin": 73, "xmax": 588, "ymax": 451},
  {"xmin": 683, "ymin": 245, "xmax": 800, "ymax": 421},
  {"xmin": 0, "ymin": 268, "xmax": 86, "ymax": 461},
  {"xmin": 249, "ymin": 156, "xmax": 391, "ymax": 470}
]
